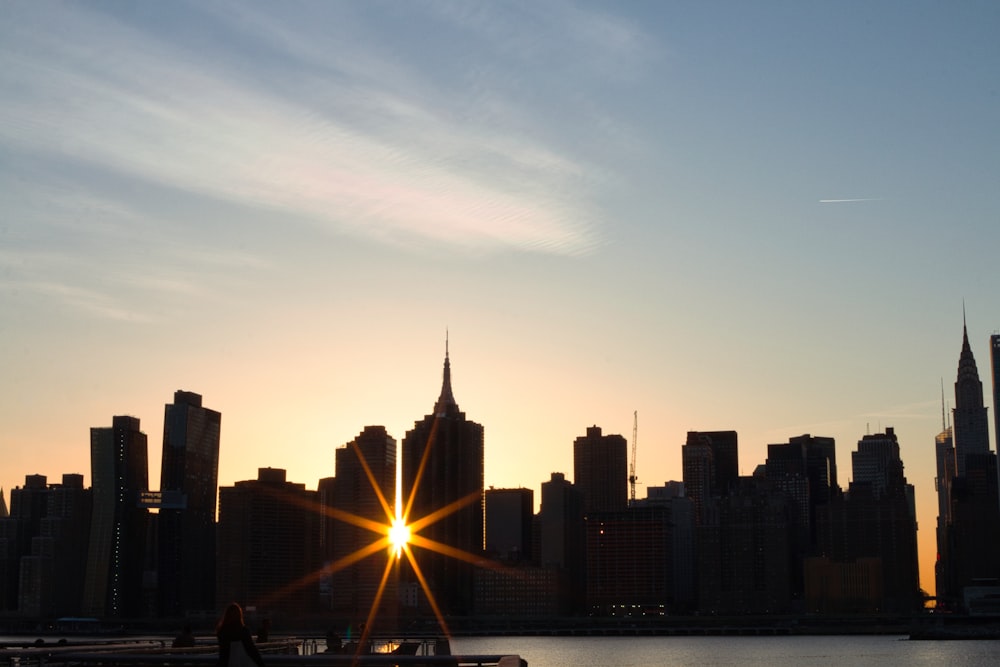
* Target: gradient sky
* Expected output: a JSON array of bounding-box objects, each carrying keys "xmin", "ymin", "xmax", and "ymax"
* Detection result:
[{"xmin": 2, "ymin": 1, "xmax": 999, "ymax": 594}]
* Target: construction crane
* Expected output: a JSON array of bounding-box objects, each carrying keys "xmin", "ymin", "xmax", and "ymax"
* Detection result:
[{"xmin": 629, "ymin": 410, "xmax": 639, "ymax": 505}]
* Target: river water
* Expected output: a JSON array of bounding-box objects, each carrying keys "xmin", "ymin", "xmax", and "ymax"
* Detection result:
[{"xmin": 450, "ymin": 635, "xmax": 1000, "ymax": 667}]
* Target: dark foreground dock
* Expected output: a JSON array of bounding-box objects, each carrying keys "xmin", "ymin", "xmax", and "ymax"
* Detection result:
[{"xmin": 0, "ymin": 639, "xmax": 526, "ymax": 667}]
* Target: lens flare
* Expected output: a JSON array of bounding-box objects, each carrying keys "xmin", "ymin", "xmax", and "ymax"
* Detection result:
[
  {"xmin": 388, "ymin": 517, "xmax": 411, "ymax": 557},
  {"xmin": 252, "ymin": 429, "xmax": 484, "ymax": 657}
]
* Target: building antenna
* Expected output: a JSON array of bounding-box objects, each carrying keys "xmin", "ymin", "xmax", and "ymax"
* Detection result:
[
  {"xmin": 629, "ymin": 411, "xmax": 639, "ymax": 506},
  {"xmin": 941, "ymin": 378, "xmax": 946, "ymax": 432}
]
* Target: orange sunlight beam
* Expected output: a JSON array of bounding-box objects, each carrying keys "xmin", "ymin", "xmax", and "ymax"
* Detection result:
[
  {"xmin": 407, "ymin": 533, "xmax": 485, "ymax": 566},
  {"xmin": 255, "ymin": 536, "xmax": 390, "ymax": 610},
  {"xmin": 401, "ymin": 417, "xmax": 439, "ymax": 524},
  {"xmin": 349, "ymin": 440, "xmax": 395, "ymax": 524},
  {"xmin": 406, "ymin": 490, "xmax": 480, "ymax": 534},
  {"xmin": 355, "ymin": 552, "xmax": 397, "ymax": 659},
  {"xmin": 401, "ymin": 543, "xmax": 450, "ymax": 637}
]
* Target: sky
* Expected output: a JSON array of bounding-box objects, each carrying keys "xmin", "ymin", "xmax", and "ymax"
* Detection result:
[{"xmin": 2, "ymin": 1, "xmax": 999, "ymax": 595}]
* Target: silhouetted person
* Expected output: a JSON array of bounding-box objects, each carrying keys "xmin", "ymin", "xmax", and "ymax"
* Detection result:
[
  {"xmin": 324, "ymin": 629, "xmax": 341, "ymax": 653},
  {"xmin": 216, "ymin": 602, "xmax": 265, "ymax": 667},
  {"xmin": 173, "ymin": 624, "xmax": 196, "ymax": 648}
]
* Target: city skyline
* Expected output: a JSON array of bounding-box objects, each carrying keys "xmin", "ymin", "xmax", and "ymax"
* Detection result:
[
  {"xmin": 1, "ymin": 328, "xmax": 993, "ymax": 599},
  {"xmin": 2, "ymin": 2, "xmax": 999, "ymax": 600}
]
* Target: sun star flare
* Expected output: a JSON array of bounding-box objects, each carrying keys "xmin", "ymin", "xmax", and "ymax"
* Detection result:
[{"xmin": 388, "ymin": 516, "xmax": 411, "ymax": 557}]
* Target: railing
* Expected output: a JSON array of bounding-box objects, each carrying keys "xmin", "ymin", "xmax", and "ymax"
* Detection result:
[
  {"xmin": 47, "ymin": 656, "xmax": 523, "ymax": 666},
  {"xmin": 0, "ymin": 643, "xmax": 525, "ymax": 667}
]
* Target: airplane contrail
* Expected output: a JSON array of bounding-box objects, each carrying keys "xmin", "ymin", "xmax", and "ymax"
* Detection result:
[{"xmin": 819, "ymin": 198, "xmax": 883, "ymax": 203}]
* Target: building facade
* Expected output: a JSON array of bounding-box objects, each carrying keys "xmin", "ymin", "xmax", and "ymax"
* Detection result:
[
  {"xmin": 585, "ymin": 505, "xmax": 691, "ymax": 616},
  {"xmin": 157, "ymin": 390, "xmax": 221, "ymax": 617},
  {"xmin": 683, "ymin": 431, "xmax": 739, "ymax": 527},
  {"xmin": 216, "ymin": 468, "xmax": 319, "ymax": 618},
  {"xmin": 814, "ymin": 427, "xmax": 920, "ymax": 613},
  {"xmin": 83, "ymin": 416, "xmax": 149, "ymax": 618},
  {"xmin": 696, "ymin": 478, "xmax": 794, "ymax": 615},
  {"xmin": 330, "ymin": 425, "xmax": 397, "ymax": 627},
  {"xmin": 538, "ymin": 472, "xmax": 585, "ymax": 614},
  {"xmin": 17, "ymin": 474, "xmax": 92, "ymax": 617},
  {"xmin": 573, "ymin": 426, "xmax": 628, "ymax": 515},
  {"xmin": 485, "ymin": 487, "xmax": 533, "ymax": 562}
]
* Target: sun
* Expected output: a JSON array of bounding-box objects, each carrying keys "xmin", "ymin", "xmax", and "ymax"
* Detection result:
[
  {"xmin": 388, "ymin": 516, "xmax": 411, "ymax": 557},
  {"xmin": 262, "ymin": 437, "xmax": 482, "ymax": 653}
]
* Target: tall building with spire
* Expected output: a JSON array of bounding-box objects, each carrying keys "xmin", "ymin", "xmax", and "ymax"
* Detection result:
[
  {"xmin": 953, "ymin": 316, "xmax": 990, "ymax": 476},
  {"xmin": 400, "ymin": 338, "xmax": 484, "ymax": 617},
  {"xmin": 934, "ymin": 385, "xmax": 955, "ymax": 602},
  {"xmin": 936, "ymin": 316, "xmax": 1000, "ymax": 609}
]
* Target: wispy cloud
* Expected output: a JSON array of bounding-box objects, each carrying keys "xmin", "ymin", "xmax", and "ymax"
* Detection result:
[
  {"xmin": 0, "ymin": 1, "xmax": 608, "ymax": 256},
  {"xmin": 7, "ymin": 280, "xmax": 153, "ymax": 323},
  {"xmin": 819, "ymin": 198, "xmax": 884, "ymax": 203}
]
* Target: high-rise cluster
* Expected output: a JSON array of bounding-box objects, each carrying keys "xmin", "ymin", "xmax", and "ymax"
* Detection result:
[
  {"xmin": 0, "ymin": 322, "xmax": 996, "ymax": 625},
  {"xmin": 1, "ymin": 392, "xmax": 220, "ymax": 620},
  {"xmin": 933, "ymin": 320, "xmax": 1000, "ymax": 613}
]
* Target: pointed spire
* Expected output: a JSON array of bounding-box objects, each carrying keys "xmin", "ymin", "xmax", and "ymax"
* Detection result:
[
  {"xmin": 434, "ymin": 331, "xmax": 457, "ymax": 415},
  {"xmin": 941, "ymin": 378, "xmax": 947, "ymax": 432},
  {"xmin": 963, "ymin": 300, "xmax": 969, "ymax": 344},
  {"xmin": 958, "ymin": 309, "xmax": 979, "ymax": 384}
]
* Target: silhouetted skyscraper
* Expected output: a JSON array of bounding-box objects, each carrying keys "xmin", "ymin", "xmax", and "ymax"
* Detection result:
[
  {"xmin": 936, "ymin": 319, "xmax": 1000, "ymax": 609},
  {"xmin": 330, "ymin": 425, "xmax": 397, "ymax": 625},
  {"xmin": 83, "ymin": 415, "xmax": 149, "ymax": 618},
  {"xmin": 815, "ymin": 427, "xmax": 920, "ymax": 613},
  {"xmin": 766, "ymin": 433, "xmax": 839, "ymax": 527},
  {"xmin": 400, "ymin": 340, "xmax": 484, "ymax": 617},
  {"xmin": 764, "ymin": 433, "xmax": 838, "ymax": 601},
  {"xmin": 682, "ymin": 436, "xmax": 714, "ymax": 526},
  {"xmin": 573, "ymin": 426, "xmax": 628, "ymax": 514},
  {"xmin": 934, "ymin": 421, "xmax": 955, "ymax": 601},
  {"xmin": 953, "ymin": 319, "xmax": 990, "ymax": 476},
  {"xmin": 17, "ymin": 474, "xmax": 92, "ymax": 617},
  {"xmin": 157, "ymin": 390, "xmax": 221, "ymax": 617},
  {"xmin": 852, "ymin": 427, "xmax": 909, "ymax": 499},
  {"xmin": 991, "ymin": 334, "xmax": 1000, "ymax": 472},
  {"xmin": 539, "ymin": 472, "xmax": 585, "ymax": 614},
  {"xmin": 688, "ymin": 431, "xmax": 739, "ymax": 494},
  {"xmin": 0, "ymin": 475, "xmax": 48, "ymax": 611},
  {"xmin": 697, "ymin": 477, "xmax": 794, "ymax": 614},
  {"xmin": 485, "ymin": 487, "xmax": 533, "ymax": 562},
  {"xmin": 216, "ymin": 468, "xmax": 319, "ymax": 616},
  {"xmin": 683, "ymin": 431, "xmax": 739, "ymax": 525},
  {"xmin": 317, "ymin": 475, "xmax": 337, "ymax": 609}
]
